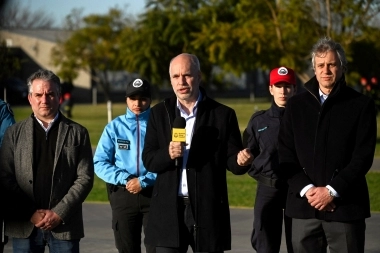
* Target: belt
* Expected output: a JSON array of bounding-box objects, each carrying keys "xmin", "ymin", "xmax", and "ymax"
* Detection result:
[
  {"xmin": 178, "ymin": 196, "xmax": 190, "ymax": 205},
  {"xmin": 257, "ymin": 174, "xmax": 287, "ymax": 189},
  {"xmin": 107, "ymin": 183, "xmax": 126, "ymax": 192}
]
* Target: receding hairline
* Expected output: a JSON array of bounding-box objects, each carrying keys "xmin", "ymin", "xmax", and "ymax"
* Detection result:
[
  {"xmin": 27, "ymin": 69, "xmax": 61, "ymax": 94},
  {"xmin": 169, "ymin": 53, "xmax": 201, "ymax": 75}
]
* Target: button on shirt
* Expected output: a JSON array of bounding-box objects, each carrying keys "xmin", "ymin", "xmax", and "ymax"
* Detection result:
[{"xmin": 177, "ymin": 93, "xmax": 202, "ymax": 197}]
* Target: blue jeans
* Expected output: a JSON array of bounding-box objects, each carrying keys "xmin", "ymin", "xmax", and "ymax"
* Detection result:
[{"xmin": 12, "ymin": 228, "xmax": 80, "ymax": 253}]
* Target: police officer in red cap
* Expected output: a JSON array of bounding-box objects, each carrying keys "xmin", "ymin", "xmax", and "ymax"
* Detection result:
[{"xmin": 243, "ymin": 67, "xmax": 297, "ymax": 253}]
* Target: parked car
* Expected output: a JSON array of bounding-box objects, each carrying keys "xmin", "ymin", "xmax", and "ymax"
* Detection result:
[{"xmin": 0, "ymin": 77, "xmax": 29, "ymax": 105}]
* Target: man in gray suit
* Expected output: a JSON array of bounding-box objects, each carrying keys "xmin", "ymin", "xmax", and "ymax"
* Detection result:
[{"xmin": 0, "ymin": 69, "xmax": 94, "ymax": 253}]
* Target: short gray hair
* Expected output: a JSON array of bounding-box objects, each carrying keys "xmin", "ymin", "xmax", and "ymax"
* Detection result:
[
  {"xmin": 27, "ymin": 69, "xmax": 61, "ymax": 95},
  {"xmin": 311, "ymin": 37, "xmax": 347, "ymax": 72}
]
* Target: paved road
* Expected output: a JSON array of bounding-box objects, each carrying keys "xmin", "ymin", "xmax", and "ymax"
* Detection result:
[
  {"xmin": 4, "ymin": 158, "xmax": 380, "ymax": 252},
  {"xmin": 4, "ymin": 203, "xmax": 380, "ymax": 253},
  {"xmin": 371, "ymin": 157, "xmax": 380, "ymax": 171}
]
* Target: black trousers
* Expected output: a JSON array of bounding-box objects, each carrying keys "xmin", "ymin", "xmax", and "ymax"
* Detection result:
[
  {"xmin": 251, "ymin": 183, "xmax": 293, "ymax": 253},
  {"xmin": 156, "ymin": 197, "xmax": 222, "ymax": 253},
  {"xmin": 107, "ymin": 184, "xmax": 155, "ymax": 253},
  {"xmin": 1, "ymin": 215, "xmax": 7, "ymax": 253}
]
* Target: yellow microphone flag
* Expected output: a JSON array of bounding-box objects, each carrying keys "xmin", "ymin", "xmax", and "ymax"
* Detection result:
[{"xmin": 172, "ymin": 128, "xmax": 186, "ymax": 142}]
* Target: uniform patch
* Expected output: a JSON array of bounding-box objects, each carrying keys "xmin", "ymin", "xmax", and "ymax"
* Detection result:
[
  {"xmin": 118, "ymin": 144, "xmax": 130, "ymax": 150},
  {"xmin": 258, "ymin": 126, "xmax": 268, "ymax": 132},
  {"xmin": 132, "ymin": 79, "xmax": 143, "ymax": 88},
  {"xmin": 117, "ymin": 139, "xmax": 130, "ymax": 144},
  {"xmin": 117, "ymin": 139, "xmax": 130, "ymax": 150},
  {"xmin": 277, "ymin": 67, "xmax": 288, "ymax": 75}
]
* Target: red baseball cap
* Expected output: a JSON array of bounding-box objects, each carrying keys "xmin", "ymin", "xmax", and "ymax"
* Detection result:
[{"xmin": 269, "ymin": 67, "xmax": 296, "ymax": 86}]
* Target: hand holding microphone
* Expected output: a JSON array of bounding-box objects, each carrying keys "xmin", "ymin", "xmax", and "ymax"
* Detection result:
[{"xmin": 170, "ymin": 117, "xmax": 186, "ymax": 168}]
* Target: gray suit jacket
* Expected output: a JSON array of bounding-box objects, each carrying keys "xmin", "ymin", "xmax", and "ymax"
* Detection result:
[{"xmin": 0, "ymin": 114, "xmax": 94, "ymax": 240}]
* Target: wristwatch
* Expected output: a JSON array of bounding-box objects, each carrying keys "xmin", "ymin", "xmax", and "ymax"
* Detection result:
[{"xmin": 327, "ymin": 188, "xmax": 335, "ymax": 197}]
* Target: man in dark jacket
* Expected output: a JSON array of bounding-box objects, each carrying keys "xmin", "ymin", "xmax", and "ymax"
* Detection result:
[
  {"xmin": 142, "ymin": 53, "xmax": 253, "ymax": 253},
  {"xmin": 278, "ymin": 37, "xmax": 377, "ymax": 253},
  {"xmin": 243, "ymin": 67, "xmax": 296, "ymax": 253}
]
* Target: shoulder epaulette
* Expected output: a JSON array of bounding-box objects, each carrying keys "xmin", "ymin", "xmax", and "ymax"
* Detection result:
[{"xmin": 249, "ymin": 110, "xmax": 266, "ymax": 120}]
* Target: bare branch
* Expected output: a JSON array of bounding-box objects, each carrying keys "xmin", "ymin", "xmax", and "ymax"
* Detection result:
[{"xmin": 0, "ymin": 0, "xmax": 55, "ymax": 28}]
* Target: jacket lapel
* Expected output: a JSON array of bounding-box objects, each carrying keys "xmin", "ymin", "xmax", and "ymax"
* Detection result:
[
  {"xmin": 25, "ymin": 117, "xmax": 35, "ymax": 175},
  {"xmin": 54, "ymin": 116, "xmax": 69, "ymax": 169}
]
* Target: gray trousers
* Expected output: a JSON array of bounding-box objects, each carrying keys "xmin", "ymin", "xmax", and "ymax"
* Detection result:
[{"xmin": 291, "ymin": 218, "xmax": 365, "ymax": 253}]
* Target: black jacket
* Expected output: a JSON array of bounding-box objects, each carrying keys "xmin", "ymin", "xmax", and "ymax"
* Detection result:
[
  {"xmin": 142, "ymin": 88, "xmax": 249, "ymax": 251},
  {"xmin": 278, "ymin": 75, "xmax": 376, "ymax": 221},
  {"xmin": 243, "ymin": 102, "xmax": 285, "ymax": 186}
]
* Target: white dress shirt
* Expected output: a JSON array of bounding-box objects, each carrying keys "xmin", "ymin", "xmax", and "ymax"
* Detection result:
[{"xmin": 177, "ymin": 93, "xmax": 202, "ymax": 196}]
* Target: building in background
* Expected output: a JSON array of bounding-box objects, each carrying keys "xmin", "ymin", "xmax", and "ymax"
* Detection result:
[
  {"xmin": 1, "ymin": 29, "xmax": 291, "ymax": 105},
  {"xmin": 0, "ymin": 29, "xmax": 93, "ymax": 104}
]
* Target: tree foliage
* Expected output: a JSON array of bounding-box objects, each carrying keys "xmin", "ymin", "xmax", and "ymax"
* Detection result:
[
  {"xmin": 118, "ymin": 0, "xmax": 214, "ymax": 87},
  {"xmin": 52, "ymin": 8, "xmax": 129, "ymax": 100},
  {"xmin": 52, "ymin": 0, "xmax": 380, "ymax": 93},
  {"xmin": 0, "ymin": 41, "xmax": 20, "ymax": 81}
]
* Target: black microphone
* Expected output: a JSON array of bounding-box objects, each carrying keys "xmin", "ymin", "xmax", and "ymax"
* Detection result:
[{"xmin": 172, "ymin": 117, "xmax": 186, "ymax": 168}]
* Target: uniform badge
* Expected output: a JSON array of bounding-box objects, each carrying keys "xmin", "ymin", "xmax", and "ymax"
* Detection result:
[
  {"xmin": 117, "ymin": 139, "xmax": 130, "ymax": 150},
  {"xmin": 277, "ymin": 67, "xmax": 288, "ymax": 75},
  {"xmin": 258, "ymin": 126, "xmax": 268, "ymax": 132},
  {"xmin": 132, "ymin": 79, "xmax": 143, "ymax": 88}
]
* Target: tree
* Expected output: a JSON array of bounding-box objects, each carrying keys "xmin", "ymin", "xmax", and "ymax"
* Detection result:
[
  {"xmin": 191, "ymin": 0, "xmax": 380, "ymax": 85},
  {"xmin": 0, "ymin": 0, "xmax": 55, "ymax": 28},
  {"xmin": 118, "ymin": 0, "xmax": 216, "ymax": 88},
  {"xmin": 0, "ymin": 40, "xmax": 21, "ymax": 102},
  {"xmin": 118, "ymin": 9, "xmax": 176, "ymax": 87},
  {"xmin": 192, "ymin": 0, "xmax": 321, "ymax": 82},
  {"xmin": 0, "ymin": 41, "xmax": 20, "ymax": 81},
  {"xmin": 308, "ymin": 0, "xmax": 380, "ymax": 85},
  {"xmin": 52, "ymin": 8, "xmax": 130, "ymax": 101},
  {"xmin": 63, "ymin": 8, "xmax": 85, "ymax": 31},
  {"xmin": 52, "ymin": 0, "xmax": 380, "ymax": 99}
]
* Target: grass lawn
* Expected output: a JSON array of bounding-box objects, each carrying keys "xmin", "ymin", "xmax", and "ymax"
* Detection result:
[
  {"xmin": 86, "ymin": 171, "xmax": 380, "ymax": 212},
  {"xmin": 11, "ymin": 99, "xmax": 380, "ymax": 211}
]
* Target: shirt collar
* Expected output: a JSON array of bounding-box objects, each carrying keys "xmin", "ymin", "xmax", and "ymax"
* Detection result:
[
  {"xmin": 319, "ymin": 89, "xmax": 328, "ymax": 102},
  {"xmin": 176, "ymin": 92, "xmax": 202, "ymax": 117},
  {"xmin": 34, "ymin": 113, "xmax": 59, "ymax": 132}
]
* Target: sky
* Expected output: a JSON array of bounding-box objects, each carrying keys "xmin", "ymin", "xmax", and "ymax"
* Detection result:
[{"xmin": 19, "ymin": 0, "xmax": 146, "ymax": 27}]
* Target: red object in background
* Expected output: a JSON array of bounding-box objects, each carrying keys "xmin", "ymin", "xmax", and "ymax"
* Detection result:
[
  {"xmin": 60, "ymin": 93, "xmax": 71, "ymax": 104},
  {"xmin": 370, "ymin": 77, "xmax": 378, "ymax": 85},
  {"xmin": 64, "ymin": 93, "xmax": 71, "ymax": 100},
  {"xmin": 360, "ymin": 77, "xmax": 367, "ymax": 86}
]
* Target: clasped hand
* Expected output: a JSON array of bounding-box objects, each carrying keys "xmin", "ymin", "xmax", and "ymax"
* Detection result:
[
  {"xmin": 126, "ymin": 178, "xmax": 142, "ymax": 194},
  {"xmin": 31, "ymin": 209, "xmax": 62, "ymax": 231},
  {"xmin": 306, "ymin": 186, "xmax": 336, "ymax": 212}
]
